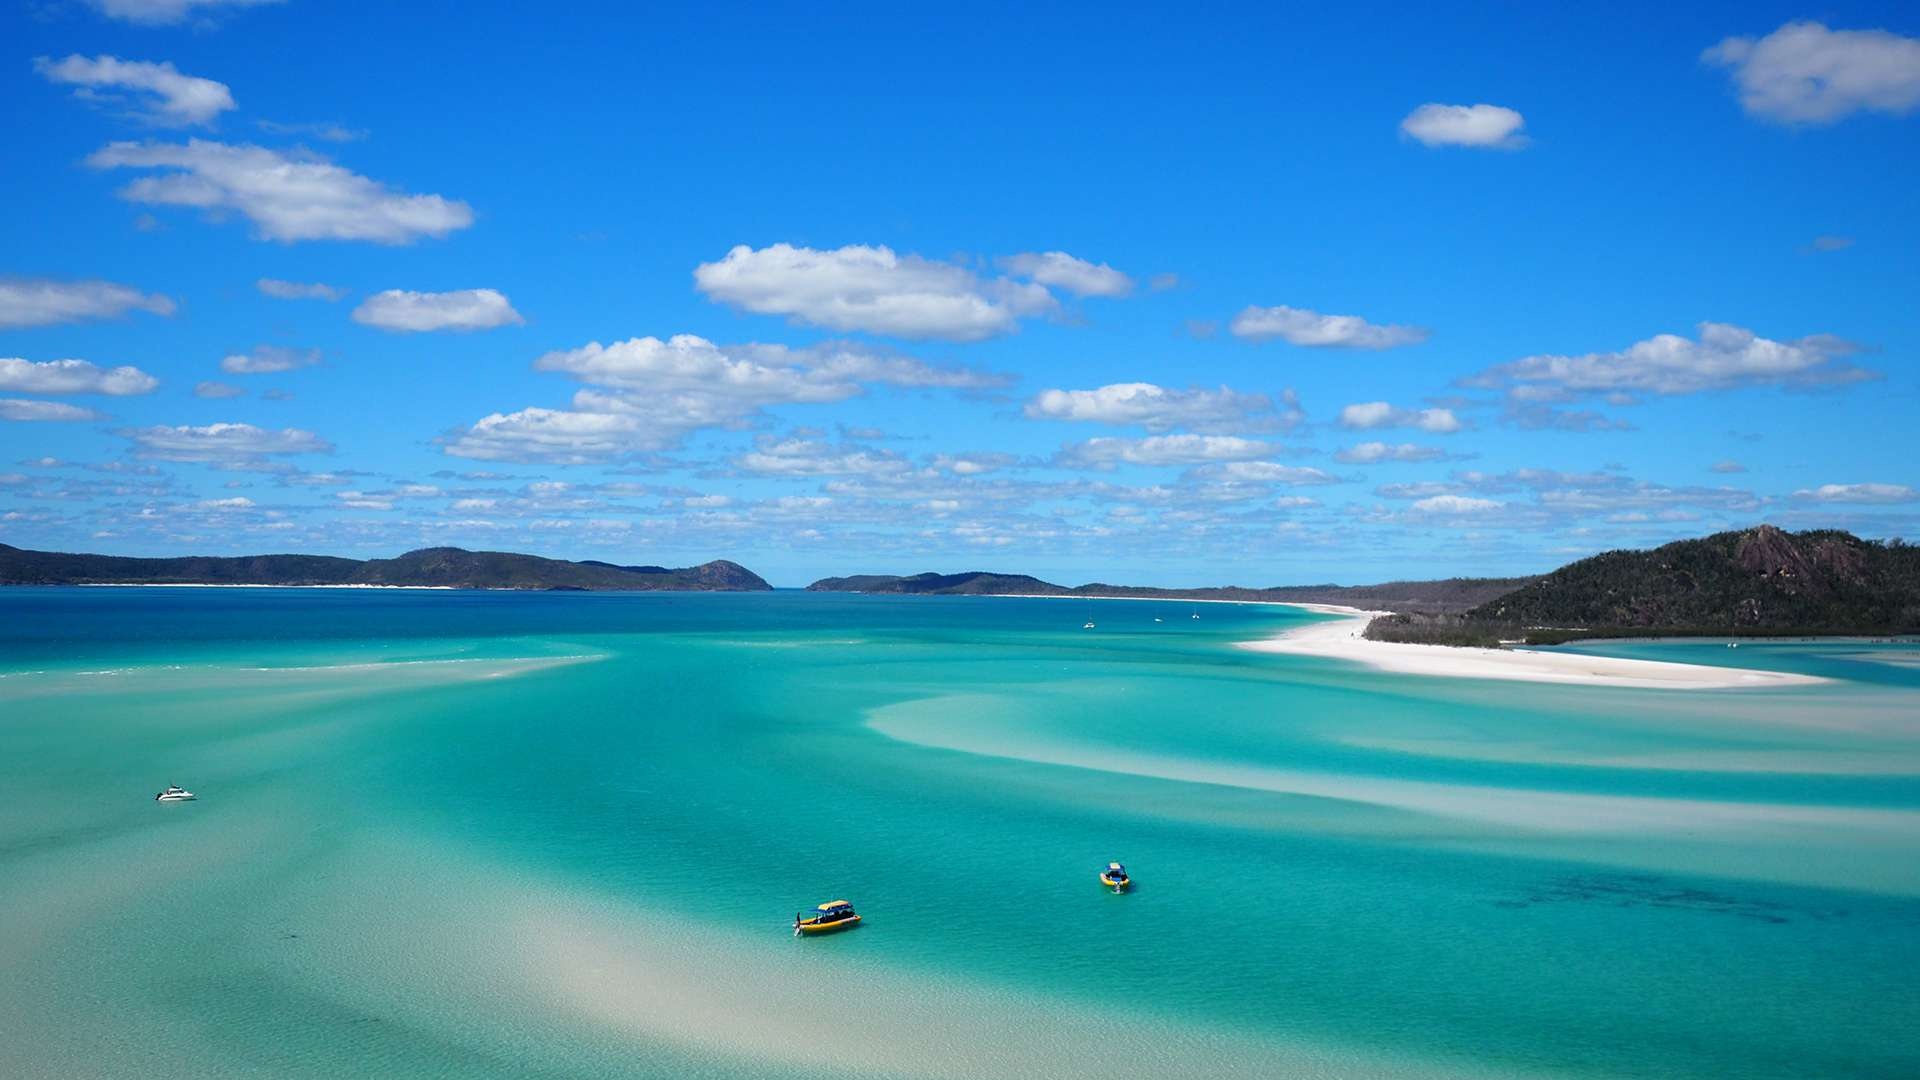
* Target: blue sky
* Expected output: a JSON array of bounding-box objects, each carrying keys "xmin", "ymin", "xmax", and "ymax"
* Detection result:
[{"xmin": 2, "ymin": 1, "xmax": 1917, "ymax": 586}]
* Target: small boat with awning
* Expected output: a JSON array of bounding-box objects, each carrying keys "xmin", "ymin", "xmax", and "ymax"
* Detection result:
[{"xmin": 794, "ymin": 900, "xmax": 861, "ymax": 935}]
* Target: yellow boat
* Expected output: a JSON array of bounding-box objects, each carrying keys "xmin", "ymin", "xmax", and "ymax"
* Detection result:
[
  {"xmin": 794, "ymin": 900, "xmax": 861, "ymax": 935},
  {"xmin": 1100, "ymin": 862, "xmax": 1131, "ymax": 891}
]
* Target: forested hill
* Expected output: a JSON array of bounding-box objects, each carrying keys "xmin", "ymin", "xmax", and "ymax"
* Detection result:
[
  {"xmin": 1468, "ymin": 526, "xmax": 1920, "ymax": 632},
  {"xmin": 806, "ymin": 571, "xmax": 1530, "ymax": 613},
  {"xmin": 1364, "ymin": 526, "xmax": 1920, "ymax": 646},
  {"xmin": 0, "ymin": 544, "xmax": 771, "ymax": 591}
]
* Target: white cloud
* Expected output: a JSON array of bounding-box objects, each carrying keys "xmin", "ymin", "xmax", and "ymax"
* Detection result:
[
  {"xmin": 1338, "ymin": 402, "xmax": 1462, "ymax": 432},
  {"xmin": 1058, "ymin": 434, "xmax": 1278, "ymax": 469},
  {"xmin": 86, "ymin": 0, "xmax": 282, "ymax": 26},
  {"xmin": 334, "ymin": 491, "xmax": 394, "ymax": 511},
  {"xmin": 0, "ymin": 358, "xmax": 159, "ymax": 396},
  {"xmin": 694, "ymin": 243, "xmax": 1057, "ymax": 341},
  {"xmin": 443, "ymin": 408, "xmax": 657, "ymax": 465},
  {"xmin": 257, "ymin": 278, "xmax": 346, "ymax": 301},
  {"xmin": 1792, "ymin": 482, "xmax": 1918, "ymax": 504},
  {"xmin": 933, "ymin": 453, "xmax": 1017, "ymax": 476},
  {"xmin": 194, "ymin": 380, "xmax": 244, "ymax": 398},
  {"xmin": 0, "ymin": 278, "xmax": 175, "ymax": 328},
  {"xmin": 1193, "ymin": 461, "xmax": 1338, "ymax": 486},
  {"xmin": 120, "ymin": 422, "xmax": 331, "ymax": 462},
  {"xmin": 610, "ymin": 339, "xmax": 995, "ymax": 401},
  {"xmin": 684, "ymin": 494, "xmax": 732, "ymax": 509},
  {"xmin": 34, "ymin": 54, "xmax": 235, "ymax": 127},
  {"xmin": 1466, "ymin": 322, "xmax": 1872, "ymax": 398},
  {"xmin": 999, "ymin": 251, "xmax": 1133, "ymax": 297},
  {"xmin": 1411, "ymin": 495, "xmax": 1503, "ymax": 514},
  {"xmin": 1335, "ymin": 441, "xmax": 1449, "ymax": 464},
  {"xmin": 197, "ymin": 496, "xmax": 254, "ymax": 510},
  {"xmin": 1704, "ymin": 21, "xmax": 1920, "ymax": 124},
  {"xmin": 1399, "ymin": 103, "xmax": 1527, "ymax": 149},
  {"xmin": 733, "ymin": 437, "xmax": 912, "ymax": 478},
  {"xmin": 1230, "ymin": 305, "xmax": 1429, "ymax": 348},
  {"xmin": 221, "ymin": 345, "xmax": 319, "ymax": 374},
  {"xmin": 254, "ymin": 120, "xmax": 364, "ymax": 142},
  {"xmin": 352, "ymin": 289, "xmax": 524, "ymax": 332},
  {"xmin": 87, "ymin": 140, "xmax": 474, "ymax": 244},
  {"xmin": 1710, "ymin": 460, "xmax": 1747, "ymax": 474},
  {"xmin": 447, "ymin": 334, "xmax": 1004, "ymax": 464},
  {"xmin": 1, "ymin": 399, "xmax": 104, "ymax": 422},
  {"xmin": 1024, "ymin": 382, "xmax": 1285, "ymax": 433}
]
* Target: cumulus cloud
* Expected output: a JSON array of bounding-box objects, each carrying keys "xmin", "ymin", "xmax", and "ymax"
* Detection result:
[
  {"xmin": 1338, "ymin": 402, "xmax": 1463, "ymax": 433},
  {"xmin": 441, "ymin": 330, "xmax": 1013, "ymax": 461},
  {"xmin": 85, "ymin": 0, "xmax": 282, "ymax": 26},
  {"xmin": 1399, "ymin": 103, "xmax": 1527, "ymax": 148},
  {"xmin": 1024, "ymin": 382, "xmax": 1290, "ymax": 434},
  {"xmin": 0, "ymin": 278, "xmax": 175, "ymax": 328},
  {"xmin": 119, "ymin": 421, "xmax": 331, "ymax": 463},
  {"xmin": 1188, "ymin": 461, "xmax": 1338, "ymax": 486},
  {"xmin": 1388, "ymin": 469, "xmax": 1763, "ymax": 523},
  {"xmin": 1, "ymin": 399, "xmax": 104, "ymax": 422},
  {"xmin": 1704, "ymin": 21, "xmax": 1920, "ymax": 124},
  {"xmin": 1411, "ymin": 494, "xmax": 1503, "ymax": 514},
  {"xmin": 694, "ymin": 243, "xmax": 1058, "ymax": 341},
  {"xmin": 221, "ymin": 345, "xmax": 320, "ymax": 374},
  {"xmin": 0, "ymin": 358, "xmax": 159, "ymax": 396},
  {"xmin": 1057, "ymin": 434, "xmax": 1279, "ymax": 469},
  {"xmin": 194, "ymin": 380, "xmax": 244, "ymax": 398},
  {"xmin": 932, "ymin": 453, "xmax": 1018, "ymax": 476},
  {"xmin": 87, "ymin": 140, "xmax": 474, "ymax": 244},
  {"xmin": 257, "ymin": 278, "xmax": 346, "ymax": 301},
  {"xmin": 1465, "ymin": 322, "xmax": 1873, "ymax": 399},
  {"xmin": 733, "ymin": 437, "xmax": 912, "ymax": 478},
  {"xmin": 34, "ymin": 54, "xmax": 235, "ymax": 127},
  {"xmin": 334, "ymin": 490, "xmax": 399, "ymax": 510},
  {"xmin": 352, "ymin": 289, "xmax": 524, "ymax": 332},
  {"xmin": 998, "ymin": 251, "xmax": 1133, "ymax": 297},
  {"xmin": 1335, "ymin": 441, "xmax": 1450, "ymax": 464},
  {"xmin": 444, "ymin": 409, "xmax": 660, "ymax": 464},
  {"xmin": 445, "ymin": 333, "xmax": 1006, "ymax": 464},
  {"xmin": 1229, "ymin": 305, "xmax": 1429, "ymax": 349},
  {"xmin": 1709, "ymin": 460, "xmax": 1747, "ymax": 474},
  {"xmin": 1792, "ymin": 482, "xmax": 1918, "ymax": 504}
]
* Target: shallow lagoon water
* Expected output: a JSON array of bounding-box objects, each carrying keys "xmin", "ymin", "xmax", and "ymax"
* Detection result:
[{"xmin": 2, "ymin": 588, "xmax": 1917, "ymax": 1078}]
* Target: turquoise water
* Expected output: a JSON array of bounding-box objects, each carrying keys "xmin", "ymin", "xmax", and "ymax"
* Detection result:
[{"xmin": 3, "ymin": 589, "xmax": 1917, "ymax": 1079}]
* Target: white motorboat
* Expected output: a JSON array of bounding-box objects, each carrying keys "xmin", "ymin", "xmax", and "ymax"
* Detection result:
[{"xmin": 155, "ymin": 784, "xmax": 196, "ymax": 802}]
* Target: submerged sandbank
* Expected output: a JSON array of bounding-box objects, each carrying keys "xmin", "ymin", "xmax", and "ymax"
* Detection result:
[{"xmin": 1244, "ymin": 607, "xmax": 1826, "ymax": 690}]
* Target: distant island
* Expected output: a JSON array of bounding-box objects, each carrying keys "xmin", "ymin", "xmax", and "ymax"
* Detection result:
[
  {"xmin": 0, "ymin": 544, "xmax": 770, "ymax": 592},
  {"xmin": 805, "ymin": 571, "xmax": 1530, "ymax": 614}
]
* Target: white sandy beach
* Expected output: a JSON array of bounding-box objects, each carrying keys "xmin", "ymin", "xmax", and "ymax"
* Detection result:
[{"xmin": 1243, "ymin": 606, "xmax": 1827, "ymax": 690}]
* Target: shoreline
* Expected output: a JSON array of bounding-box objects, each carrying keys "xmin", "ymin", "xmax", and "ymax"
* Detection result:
[
  {"xmin": 63, "ymin": 582, "xmax": 461, "ymax": 590},
  {"xmin": 1240, "ymin": 606, "xmax": 1828, "ymax": 690}
]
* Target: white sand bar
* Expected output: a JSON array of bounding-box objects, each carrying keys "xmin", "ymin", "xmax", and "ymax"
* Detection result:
[{"xmin": 1243, "ymin": 606, "xmax": 1827, "ymax": 689}]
